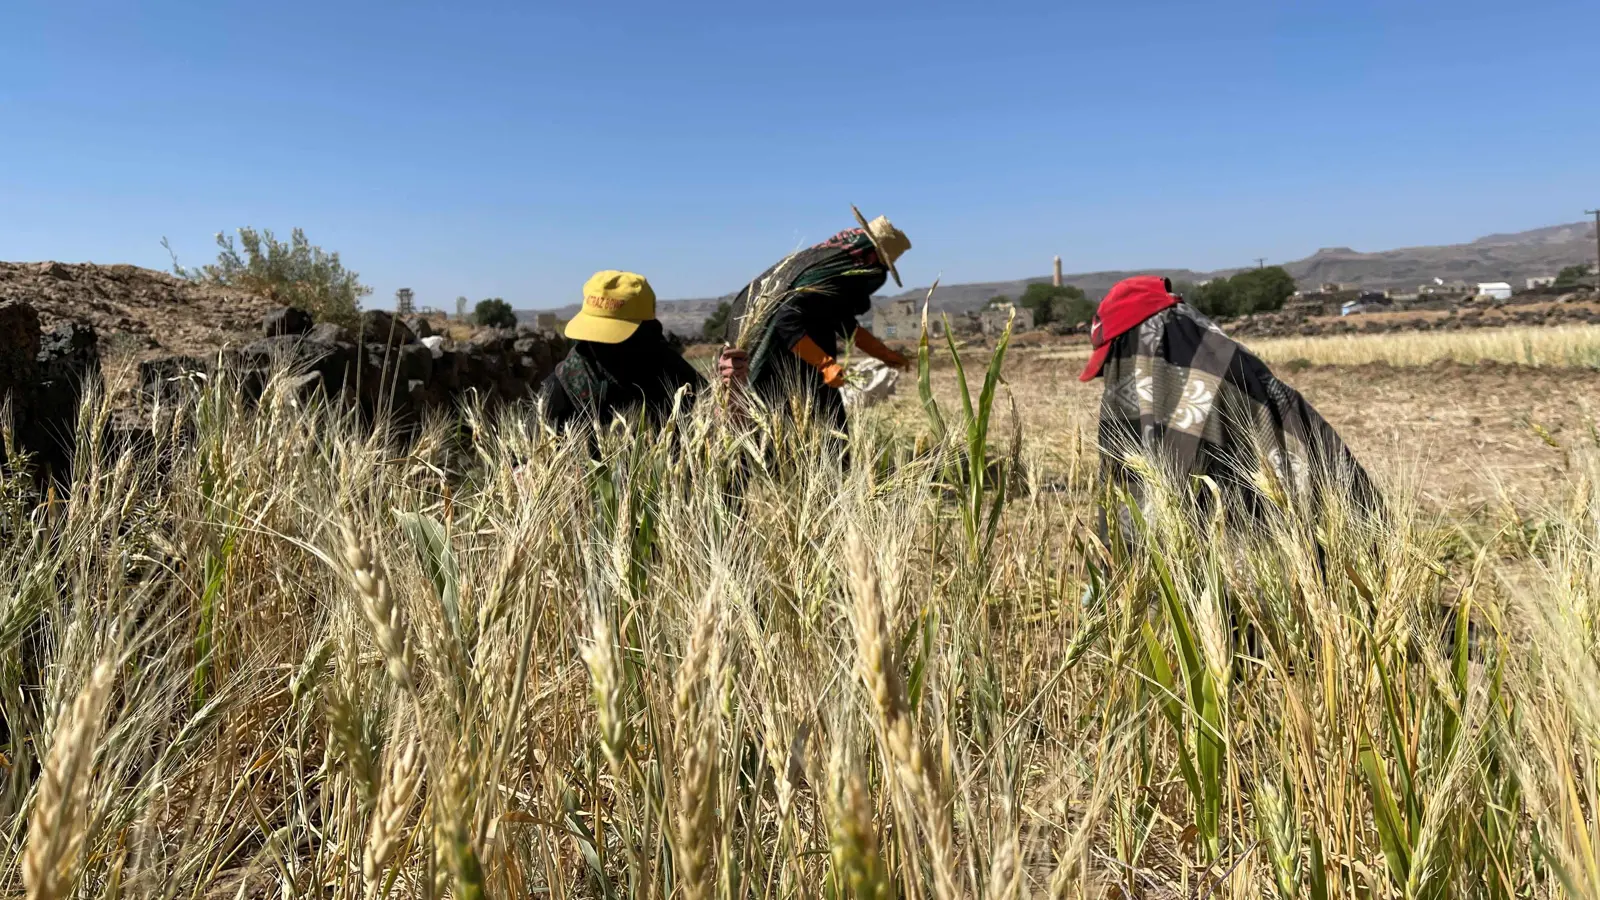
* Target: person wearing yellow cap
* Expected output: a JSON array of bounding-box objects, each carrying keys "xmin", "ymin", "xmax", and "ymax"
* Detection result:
[
  {"xmin": 538, "ymin": 270, "xmax": 704, "ymax": 430},
  {"xmin": 717, "ymin": 207, "xmax": 912, "ymax": 434}
]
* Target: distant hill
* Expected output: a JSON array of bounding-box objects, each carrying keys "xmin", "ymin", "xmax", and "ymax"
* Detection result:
[{"xmin": 519, "ymin": 221, "xmax": 1598, "ymax": 336}]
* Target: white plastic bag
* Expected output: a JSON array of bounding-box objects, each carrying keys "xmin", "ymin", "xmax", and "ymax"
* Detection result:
[{"xmin": 840, "ymin": 358, "xmax": 900, "ymax": 410}]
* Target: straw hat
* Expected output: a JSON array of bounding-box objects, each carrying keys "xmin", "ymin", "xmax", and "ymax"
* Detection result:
[
  {"xmin": 851, "ymin": 205, "xmax": 911, "ymax": 287},
  {"xmin": 564, "ymin": 270, "xmax": 656, "ymax": 344}
]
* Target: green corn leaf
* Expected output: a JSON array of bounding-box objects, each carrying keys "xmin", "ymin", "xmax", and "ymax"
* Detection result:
[
  {"xmin": 917, "ymin": 281, "xmax": 944, "ymax": 439},
  {"xmin": 944, "ymin": 327, "xmax": 974, "ymax": 426}
]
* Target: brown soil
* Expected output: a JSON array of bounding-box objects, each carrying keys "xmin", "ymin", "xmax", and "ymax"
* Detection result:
[{"xmin": 0, "ymin": 261, "xmax": 276, "ymax": 357}]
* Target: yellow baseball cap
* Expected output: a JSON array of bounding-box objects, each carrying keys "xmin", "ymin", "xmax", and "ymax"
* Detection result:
[{"xmin": 564, "ymin": 270, "xmax": 656, "ymax": 344}]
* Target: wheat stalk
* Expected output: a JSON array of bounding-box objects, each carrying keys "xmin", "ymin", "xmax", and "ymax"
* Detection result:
[
  {"xmin": 672, "ymin": 587, "xmax": 722, "ymax": 900},
  {"xmin": 846, "ymin": 534, "xmax": 960, "ymax": 900},
  {"xmin": 732, "ymin": 251, "xmax": 821, "ymax": 351},
  {"xmin": 24, "ymin": 661, "xmax": 115, "ymax": 900}
]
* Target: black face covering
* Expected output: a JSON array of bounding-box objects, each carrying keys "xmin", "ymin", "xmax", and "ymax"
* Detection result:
[{"xmin": 583, "ymin": 318, "xmax": 669, "ymax": 382}]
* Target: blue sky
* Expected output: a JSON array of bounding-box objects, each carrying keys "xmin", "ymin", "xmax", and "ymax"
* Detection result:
[{"xmin": 3, "ymin": 0, "xmax": 1597, "ymax": 310}]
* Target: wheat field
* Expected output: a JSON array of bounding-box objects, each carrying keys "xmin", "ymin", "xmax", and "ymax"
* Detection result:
[
  {"xmin": 1245, "ymin": 324, "xmax": 1600, "ymax": 369},
  {"xmin": 4, "ymin": 331, "xmax": 1600, "ymax": 900},
  {"xmin": 1019, "ymin": 324, "xmax": 1600, "ymax": 371}
]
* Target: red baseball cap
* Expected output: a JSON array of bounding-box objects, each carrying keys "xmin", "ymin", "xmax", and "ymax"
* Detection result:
[{"xmin": 1078, "ymin": 276, "xmax": 1180, "ymax": 382}]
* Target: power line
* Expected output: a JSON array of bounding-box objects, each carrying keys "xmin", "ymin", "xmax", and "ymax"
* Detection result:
[{"xmin": 1253, "ymin": 257, "xmax": 1267, "ymax": 269}]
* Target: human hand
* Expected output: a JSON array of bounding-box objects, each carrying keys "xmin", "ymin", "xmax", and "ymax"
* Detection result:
[
  {"xmin": 821, "ymin": 361, "xmax": 847, "ymax": 389},
  {"xmin": 717, "ymin": 347, "xmax": 749, "ymax": 386},
  {"xmin": 882, "ymin": 350, "xmax": 912, "ymax": 371}
]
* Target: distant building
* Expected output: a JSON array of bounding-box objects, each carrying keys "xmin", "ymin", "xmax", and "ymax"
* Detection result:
[
  {"xmin": 1527, "ymin": 275, "xmax": 1557, "ymax": 290},
  {"xmin": 979, "ymin": 303, "xmax": 1034, "ymax": 335},
  {"xmin": 1419, "ymin": 280, "xmax": 1473, "ymax": 296},
  {"xmin": 872, "ymin": 297, "xmax": 942, "ymax": 340},
  {"xmin": 1476, "ymin": 282, "xmax": 1513, "ymax": 301},
  {"xmin": 535, "ymin": 312, "xmax": 560, "ymax": 334},
  {"xmin": 1320, "ymin": 282, "xmax": 1355, "ymax": 293}
]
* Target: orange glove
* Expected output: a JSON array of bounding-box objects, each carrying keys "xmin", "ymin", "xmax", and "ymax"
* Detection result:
[
  {"xmin": 791, "ymin": 335, "xmax": 847, "ymax": 389},
  {"xmin": 853, "ymin": 327, "xmax": 911, "ymax": 370}
]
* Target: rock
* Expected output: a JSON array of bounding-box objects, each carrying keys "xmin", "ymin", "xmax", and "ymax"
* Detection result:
[
  {"xmin": 284, "ymin": 372, "xmax": 324, "ymax": 402},
  {"xmin": 467, "ymin": 327, "xmax": 515, "ymax": 354},
  {"xmin": 139, "ymin": 355, "xmax": 212, "ymax": 405},
  {"xmin": 241, "ymin": 335, "xmax": 358, "ymax": 396},
  {"xmin": 393, "ymin": 343, "xmax": 433, "ymax": 384},
  {"xmin": 262, "ymin": 306, "xmax": 314, "ymax": 337},
  {"xmin": 31, "ymin": 323, "xmax": 101, "ymax": 472},
  {"xmin": 0, "ymin": 301, "xmax": 43, "ymax": 410},
  {"xmin": 404, "ymin": 315, "xmax": 435, "ymax": 339},
  {"xmin": 421, "ymin": 335, "xmax": 446, "ymax": 358},
  {"xmin": 432, "ymin": 348, "xmax": 462, "ymax": 392},
  {"xmin": 357, "ymin": 310, "xmax": 416, "ymax": 346},
  {"xmin": 37, "ymin": 261, "xmax": 71, "ymax": 280},
  {"xmin": 307, "ymin": 322, "xmax": 354, "ymax": 345}
]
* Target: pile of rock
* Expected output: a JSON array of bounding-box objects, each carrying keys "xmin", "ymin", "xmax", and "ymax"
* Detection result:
[
  {"xmin": 0, "ymin": 260, "xmax": 276, "ymax": 356},
  {"xmin": 138, "ymin": 307, "xmax": 570, "ymax": 419},
  {"xmin": 0, "ymin": 300, "xmax": 101, "ymax": 478}
]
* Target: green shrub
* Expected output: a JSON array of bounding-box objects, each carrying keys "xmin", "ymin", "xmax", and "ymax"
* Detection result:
[
  {"xmin": 474, "ymin": 298, "xmax": 517, "ymax": 329},
  {"xmin": 171, "ymin": 227, "xmax": 370, "ymax": 326}
]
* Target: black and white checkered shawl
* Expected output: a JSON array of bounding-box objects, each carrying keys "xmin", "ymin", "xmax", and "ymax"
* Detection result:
[{"xmin": 1096, "ymin": 302, "xmax": 1379, "ymax": 532}]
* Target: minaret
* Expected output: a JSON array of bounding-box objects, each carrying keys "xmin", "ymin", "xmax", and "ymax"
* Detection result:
[{"xmin": 1052, "ymin": 255, "xmax": 1063, "ymax": 287}]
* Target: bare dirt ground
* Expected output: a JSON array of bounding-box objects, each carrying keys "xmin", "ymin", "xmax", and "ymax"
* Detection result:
[{"xmin": 900, "ymin": 344, "xmax": 1600, "ymax": 513}]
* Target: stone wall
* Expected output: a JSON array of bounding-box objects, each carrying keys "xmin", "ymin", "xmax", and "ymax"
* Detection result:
[{"xmin": 138, "ymin": 307, "xmax": 570, "ymax": 421}]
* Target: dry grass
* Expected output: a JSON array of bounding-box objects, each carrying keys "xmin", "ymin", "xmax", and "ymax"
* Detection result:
[
  {"xmin": 2, "ymin": 331, "xmax": 1600, "ymax": 899},
  {"xmin": 1228, "ymin": 323, "xmax": 1600, "ymax": 369}
]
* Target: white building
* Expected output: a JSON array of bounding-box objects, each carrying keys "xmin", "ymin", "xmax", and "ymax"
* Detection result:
[{"xmin": 1476, "ymin": 282, "xmax": 1513, "ymax": 301}]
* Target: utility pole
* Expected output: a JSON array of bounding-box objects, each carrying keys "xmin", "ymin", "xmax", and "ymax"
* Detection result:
[
  {"xmin": 1254, "ymin": 257, "xmax": 1267, "ymax": 269},
  {"xmin": 1587, "ymin": 209, "xmax": 1600, "ymax": 286}
]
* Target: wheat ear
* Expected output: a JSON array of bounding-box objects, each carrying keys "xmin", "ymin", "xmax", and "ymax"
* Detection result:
[
  {"xmin": 343, "ymin": 530, "xmax": 417, "ymax": 694},
  {"xmin": 826, "ymin": 742, "xmax": 891, "ymax": 900},
  {"xmin": 24, "ymin": 661, "xmax": 115, "ymax": 900},
  {"xmin": 363, "ymin": 731, "xmax": 423, "ymax": 889}
]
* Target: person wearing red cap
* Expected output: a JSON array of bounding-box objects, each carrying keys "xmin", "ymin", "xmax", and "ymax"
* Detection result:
[{"xmin": 1081, "ymin": 275, "xmax": 1378, "ymax": 543}]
